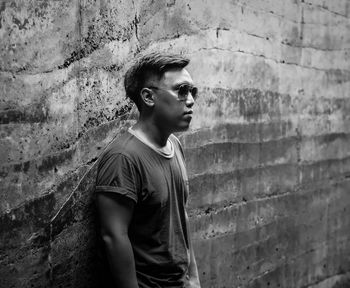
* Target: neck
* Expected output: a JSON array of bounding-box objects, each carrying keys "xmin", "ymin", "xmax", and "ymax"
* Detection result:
[{"xmin": 132, "ymin": 118, "xmax": 171, "ymax": 148}]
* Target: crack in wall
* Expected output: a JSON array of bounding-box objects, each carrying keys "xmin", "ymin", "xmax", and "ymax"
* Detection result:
[
  {"xmin": 166, "ymin": 26, "xmax": 350, "ymax": 53},
  {"xmin": 1, "ymin": 20, "xmax": 349, "ymax": 77},
  {"xmin": 303, "ymin": 0, "xmax": 350, "ymax": 19},
  {"xmin": 190, "ymin": 176, "xmax": 349, "ymax": 246},
  {"xmin": 198, "ymin": 46, "xmax": 350, "ymax": 73},
  {"xmin": 236, "ymin": 0, "xmax": 348, "ymax": 26},
  {"xmin": 132, "ymin": 0, "xmax": 140, "ymax": 48}
]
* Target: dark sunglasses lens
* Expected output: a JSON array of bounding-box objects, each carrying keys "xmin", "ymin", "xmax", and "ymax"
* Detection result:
[
  {"xmin": 191, "ymin": 87, "xmax": 198, "ymax": 99},
  {"xmin": 178, "ymin": 85, "xmax": 198, "ymax": 100},
  {"xmin": 178, "ymin": 85, "xmax": 189, "ymax": 99}
]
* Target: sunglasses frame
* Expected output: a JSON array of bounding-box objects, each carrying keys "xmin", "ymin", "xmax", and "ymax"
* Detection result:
[{"xmin": 148, "ymin": 84, "xmax": 198, "ymax": 101}]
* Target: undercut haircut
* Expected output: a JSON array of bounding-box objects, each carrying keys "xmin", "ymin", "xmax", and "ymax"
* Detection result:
[{"xmin": 124, "ymin": 52, "xmax": 190, "ymax": 111}]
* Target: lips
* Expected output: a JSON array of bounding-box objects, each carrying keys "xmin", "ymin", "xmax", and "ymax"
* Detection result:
[{"xmin": 183, "ymin": 111, "xmax": 193, "ymax": 122}]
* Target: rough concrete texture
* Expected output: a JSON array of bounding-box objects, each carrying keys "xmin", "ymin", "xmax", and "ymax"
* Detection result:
[{"xmin": 1, "ymin": 0, "xmax": 350, "ymax": 287}]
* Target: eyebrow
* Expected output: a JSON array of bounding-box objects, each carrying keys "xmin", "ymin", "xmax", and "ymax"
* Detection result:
[{"xmin": 173, "ymin": 81, "xmax": 194, "ymax": 89}]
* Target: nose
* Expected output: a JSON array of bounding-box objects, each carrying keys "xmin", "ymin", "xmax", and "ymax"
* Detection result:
[{"xmin": 185, "ymin": 92, "xmax": 195, "ymax": 107}]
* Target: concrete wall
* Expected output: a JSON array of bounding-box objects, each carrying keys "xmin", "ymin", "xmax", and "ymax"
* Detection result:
[{"xmin": 1, "ymin": 0, "xmax": 350, "ymax": 287}]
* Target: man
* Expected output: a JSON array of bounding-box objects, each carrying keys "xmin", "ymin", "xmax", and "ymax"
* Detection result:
[{"xmin": 95, "ymin": 52, "xmax": 201, "ymax": 288}]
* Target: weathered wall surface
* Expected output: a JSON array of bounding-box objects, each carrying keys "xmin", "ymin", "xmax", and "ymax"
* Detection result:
[{"xmin": 1, "ymin": 0, "xmax": 350, "ymax": 287}]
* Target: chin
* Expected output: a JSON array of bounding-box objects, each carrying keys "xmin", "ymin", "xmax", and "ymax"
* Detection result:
[{"xmin": 176, "ymin": 123, "xmax": 191, "ymax": 132}]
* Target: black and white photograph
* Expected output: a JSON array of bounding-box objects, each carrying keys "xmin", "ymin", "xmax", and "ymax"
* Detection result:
[{"xmin": 1, "ymin": 1, "xmax": 350, "ymax": 287}]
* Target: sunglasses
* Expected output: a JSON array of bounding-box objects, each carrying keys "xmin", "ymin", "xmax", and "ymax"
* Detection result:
[{"xmin": 149, "ymin": 84, "xmax": 198, "ymax": 101}]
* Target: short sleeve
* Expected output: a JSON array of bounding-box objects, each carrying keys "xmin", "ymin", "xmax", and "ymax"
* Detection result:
[{"xmin": 95, "ymin": 152, "xmax": 140, "ymax": 203}]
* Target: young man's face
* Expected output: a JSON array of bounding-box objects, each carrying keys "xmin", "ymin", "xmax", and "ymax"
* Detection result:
[{"xmin": 151, "ymin": 68, "xmax": 196, "ymax": 133}]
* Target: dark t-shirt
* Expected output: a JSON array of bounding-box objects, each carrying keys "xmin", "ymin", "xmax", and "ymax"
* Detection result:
[{"xmin": 95, "ymin": 130, "xmax": 191, "ymax": 288}]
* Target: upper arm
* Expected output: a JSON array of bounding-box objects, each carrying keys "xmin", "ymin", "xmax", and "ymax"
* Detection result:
[
  {"xmin": 96, "ymin": 152, "xmax": 140, "ymax": 203},
  {"xmin": 97, "ymin": 192, "xmax": 135, "ymax": 238},
  {"xmin": 95, "ymin": 152, "xmax": 140, "ymax": 237}
]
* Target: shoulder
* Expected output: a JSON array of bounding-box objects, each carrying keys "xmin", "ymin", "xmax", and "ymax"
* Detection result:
[
  {"xmin": 97, "ymin": 131, "xmax": 140, "ymax": 168},
  {"xmin": 96, "ymin": 132, "xmax": 143, "ymax": 186}
]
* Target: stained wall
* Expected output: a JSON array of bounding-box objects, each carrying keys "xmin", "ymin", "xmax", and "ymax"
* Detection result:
[{"xmin": 1, "ymin": 0, "xmax": 350, "ymax": 287}]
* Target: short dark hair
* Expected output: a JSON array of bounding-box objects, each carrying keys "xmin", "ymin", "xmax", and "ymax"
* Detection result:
[{"xmin": 124, "ymin": 52, "xmax": 190, "ymax": 111}]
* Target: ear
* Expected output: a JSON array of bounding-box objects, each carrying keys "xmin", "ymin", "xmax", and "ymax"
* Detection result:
[{"xmin": 140, "ymin": 88, "xmax": 155, "ymax": 108}]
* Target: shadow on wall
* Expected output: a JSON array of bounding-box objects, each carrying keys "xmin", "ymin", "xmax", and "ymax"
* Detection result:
[
  {"xmin": 0, "ymin": 159, "xmax": 102, "ymax": 288},
  {"xmin": 333, "ymin": 279, "xmax": 350, "ymax": 288},
  {"xmin": 0, "ymin": 110, "xmax": 139, "ymax": 288},
  {"xmin": 49, "ymin": 163, "xmax": 101, "ymax": 288},
  {"xmin": 48, "ymin": 125, "xmax": 137, "ymax": 288}
]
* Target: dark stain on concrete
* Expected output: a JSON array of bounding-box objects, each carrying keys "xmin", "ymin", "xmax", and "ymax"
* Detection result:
[
  {"xmin": 332, "ymin": 276, "xmax": 350, "ymax": 288},
  {"xmin": 58, "ymin": 49, "xmax": 88, "ymax": 70},
  {"xmin": 166, "ymin": 0, "xmax": 176, "ymax": 7},
  {"xmin": 115, "ymin": 102, "xmax": 133, "ymax": 118},
  {"xmin": 320, "ymin": 132, "xmax": 349, "ymax": 144},
  {"xmin": 12, "ymin": 160, "xmax": 31, "ymax": 173},
  {"xmin": 180, "ymin": 121, "xmax": 294, "ymax": 148},
  {"xmin": 0, "ymin": 1, "xmax": 6, "ymax": 14},
  {"xmin": 33, "ymin": 1, "xmax": 49, "ymax": 18},
  {"xmin": 0, "ymin": 192, "xmax": 55, "ymax": 248},
  {"xmin": 77, "ymin": 102, "xmax": 133, "ymax": 138},
  {"xmin": 185, "ymin": 136, "xmax": 298, "ymax": 175},
  {"xmin": 0, "ymin": 148, "xmax": 77, "ymax": 191},
  {"xmin": 0, "ymin": 163, "xmax": 99, "ymax": 287},
  {"xmin": 0, "ymin": 165, "xmax": 9, "ymax": 178},
  {"xmin": 0, "ymin": 103, "xmax": 48, "ymax": 124},
  {"xmin": 58, "ymin": 19, "xmax": 135, "ymax": 70},
  {"xmin": 333, "ymin": 98, "xmax": 350, "ymax": 114},
  {"xmin": 58, "ymin": 23, "xmax": 105, "ymax": 69},
  {"xmin": 37, "ymin": 147, "xmax": 76, "ymax": 173},
  {"xmin": 12, "ymin": 16, "xmax": 29, "ymax": 30},
  {"xmin": 300, "ymin": 156, "xmax": 350, "ymax": 185},
  {"xmin": 325, "ymin": 69, "xmax": 350, "ymax": 85},
  {"xmin": 211, "ymin": 88, "xmax": 290, "ymax": 121},
  {"xmin": 189, "ymin": 163, "xmax": 298, "ymax": 208},
  {"xmin": 0, "ymin": 1, "xmax": 6, "ymax": 29},
  {"xmin": 283, "ymin": 25, "xmax": 303, "ymax": 47},
  {"xmin": 34, "ymin": 7, "xmax": 46, "ymax": 18},
  {"xmin": 50, "ymin": 165, "xmax": 97, "ymax": 239}
]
